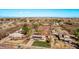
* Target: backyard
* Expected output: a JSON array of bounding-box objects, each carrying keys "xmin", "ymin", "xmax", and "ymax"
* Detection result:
[{"xmin": 32, "ymin": 40, "xmax": 50, "ymax": 48}]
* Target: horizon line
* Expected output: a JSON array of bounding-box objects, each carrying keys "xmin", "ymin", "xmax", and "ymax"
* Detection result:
[{"xmin": 0, "ymin": 16, "xmax": 79, "ymax": 18}]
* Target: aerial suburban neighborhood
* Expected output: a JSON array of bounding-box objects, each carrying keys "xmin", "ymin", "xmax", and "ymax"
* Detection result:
[{"xmin": 0, "ymin": 17, "xmax": 79, "ymax": 49}]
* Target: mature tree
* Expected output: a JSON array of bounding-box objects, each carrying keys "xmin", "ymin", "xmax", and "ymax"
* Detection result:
[
  {"xmin": 74, "ymin": 28, "xmax": 79, "ymax": 38},
  {"xmin": 22, "ymin": 24, "xmax": 32, "ymax": 35},
  {"xmin": 32, "ymin": 23, "xmax": 39, "ymax": 30}
]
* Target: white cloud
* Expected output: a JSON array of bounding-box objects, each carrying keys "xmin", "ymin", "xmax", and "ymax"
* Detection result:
[{"xmin": 18, "ymin": 11, "xmax": 31, "ymax": 14}]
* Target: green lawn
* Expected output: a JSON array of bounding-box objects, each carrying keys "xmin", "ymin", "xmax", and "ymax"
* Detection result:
[{"xmin": 32, "ymin": 40, "xmax": 50, "ymax": 48}]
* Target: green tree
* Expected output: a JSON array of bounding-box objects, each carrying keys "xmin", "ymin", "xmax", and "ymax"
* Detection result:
[
  {"xmin": 22, "ymin": 26, "xmax": 32, "ymax": 35},
  {"xmin": 74, "ymin": 28, "xmax": 79, "ymax": 38},
  {"xmin": 32, "ymin": 23, "xmax": 39, "ymax": 30}
]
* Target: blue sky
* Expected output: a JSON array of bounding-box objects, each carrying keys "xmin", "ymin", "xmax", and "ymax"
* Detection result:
[{"xmin": 0, "ymin": 9, "xmax": 79, "ymax": 17}]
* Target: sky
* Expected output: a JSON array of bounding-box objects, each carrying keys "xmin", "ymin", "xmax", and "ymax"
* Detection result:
[{"xmin": 0, "ymin": 9, "xmax": 79, "ymax": 17}]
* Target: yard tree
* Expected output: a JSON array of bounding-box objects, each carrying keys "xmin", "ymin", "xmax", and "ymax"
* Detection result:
[
  {"xmin": 74, "ymin": 28, "xmax": 79, "ymax": 38},
  {"xmin": 33, "ymin": 23, "xmax": 39, "ymax": 31},
  {"xmin": 22, "ymin": 24, "xmax": 32, "ymax": 35}
]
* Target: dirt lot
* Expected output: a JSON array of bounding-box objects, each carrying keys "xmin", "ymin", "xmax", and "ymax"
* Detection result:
[{"xmin": 60, "ymin": 24, "xmax": 79, "ymax": 35}]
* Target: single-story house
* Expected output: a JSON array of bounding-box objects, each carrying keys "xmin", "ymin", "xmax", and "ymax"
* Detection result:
[{"xmin": 9, "ymin": 32, "xmax": 25, "ymax": 40}]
